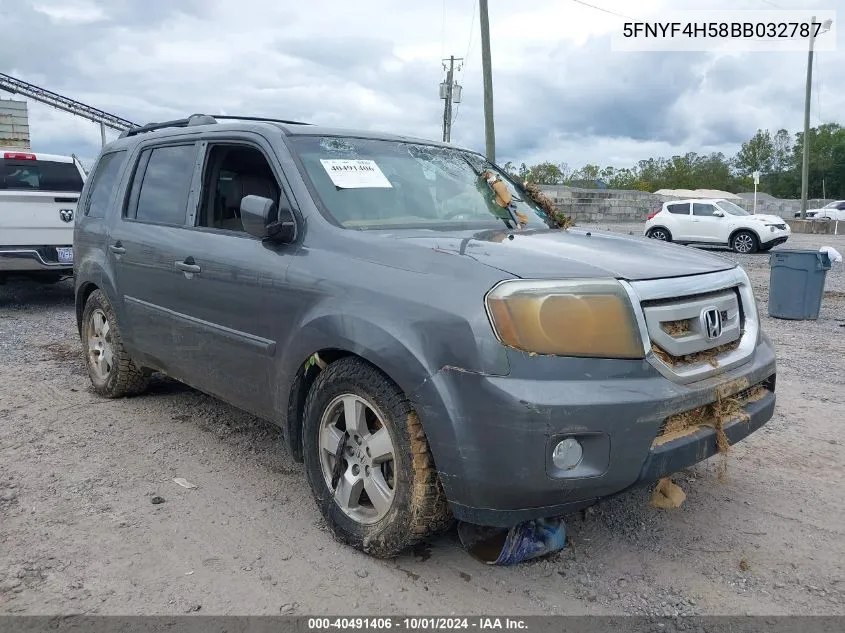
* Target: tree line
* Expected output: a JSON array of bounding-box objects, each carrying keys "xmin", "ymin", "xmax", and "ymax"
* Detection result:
[{"xmin": 502, "ymin": 123, "xmax": 845, "ymax": 199}]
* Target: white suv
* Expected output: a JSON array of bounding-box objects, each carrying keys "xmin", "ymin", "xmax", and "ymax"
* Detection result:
[{"xmin": 645, "ymin": 198, "xmax": 790, "ymax": 254}]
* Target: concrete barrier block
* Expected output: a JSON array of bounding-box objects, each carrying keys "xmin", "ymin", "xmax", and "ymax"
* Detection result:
[{"xmin": 786, "ymin": 219, "xmax": 840, "ymax": 234}]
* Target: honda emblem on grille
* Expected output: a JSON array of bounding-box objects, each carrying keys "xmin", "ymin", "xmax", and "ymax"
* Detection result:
[
  {"xmin": 702, "ymin": 308, "xmax": 722, "ymax": 340},
  {"xmin": 59, "ymin": 208, "xmax": 74, "ymax": 223}
]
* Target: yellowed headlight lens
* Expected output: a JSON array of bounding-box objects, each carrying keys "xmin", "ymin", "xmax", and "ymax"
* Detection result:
[{"xmin": 486, "ymin": 279, "xmax": 645, "ymax": 358}]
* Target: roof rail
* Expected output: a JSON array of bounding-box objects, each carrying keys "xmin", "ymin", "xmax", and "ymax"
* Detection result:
[
  {"xmin": 117, "ymin": 113, "xmax": 312, "ymax": 139},
  {"xmin": 118, "ymin": 113, "xmax": 217, "ymax": 139},
  {"xmin": 209, "ymin": 115, "xmax": 312, "ymax": 126}
]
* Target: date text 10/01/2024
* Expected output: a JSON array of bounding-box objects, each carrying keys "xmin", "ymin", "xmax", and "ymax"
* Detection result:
[{"xmin": 307, "ymin": 618, "xmax": 528, "ymax": 630}]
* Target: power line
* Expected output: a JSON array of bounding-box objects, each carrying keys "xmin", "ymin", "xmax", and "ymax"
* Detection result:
[
  {"xmin": 759, "ymin": 0, "xmax": 782, "ymax": 8},
  {"xmin": 569, "ymin": 0, "xmax": 633, "ymax": 21},
  {"xmin": 452, "ymin": 0, "xmax": 477, "ymax": 125},
  {"xmin": 440, "ymin": 0, "xmax": 447, "ymax": 63},
  {"xmin": 462, "ymin": 1, "xmax": 477, "ymax": 69}
]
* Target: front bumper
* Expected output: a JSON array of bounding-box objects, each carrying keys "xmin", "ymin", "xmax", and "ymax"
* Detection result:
[
  {"xmin": 410, "ymin": 335, "xmax": 777, "ymax": 527},
  {"xmin": 760, "ymin": 229, "xmax": 790, "ymax": 247},
  {"xmin": 0, "ymin": 246, "xmax": 73, "ymax": 272}
]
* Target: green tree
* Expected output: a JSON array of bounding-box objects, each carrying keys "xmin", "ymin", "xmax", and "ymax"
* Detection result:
[
  {"xmin": 734, "ymin": 129, "xmax": 774, "ymax": 175},
  {"xmin": 772, "ymin": 129, "xmax": 792, "ymax": 172},
  {"xmin": 525, "ymin": 162, "xmax": 565, "ymax": 184},
  {"xmin": 794, "ymin": 123, "xmax": 845, "ymax": 198}
]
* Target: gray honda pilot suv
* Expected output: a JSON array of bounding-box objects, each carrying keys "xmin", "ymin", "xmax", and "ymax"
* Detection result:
[{"xmin": 74, "ymin": 114, "xmax": 777, "ymax": 557}]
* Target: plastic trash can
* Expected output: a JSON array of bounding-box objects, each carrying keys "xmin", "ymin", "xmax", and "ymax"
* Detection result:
[{"xmin": 768, "ymin": 249, "xmax": 832, "ymax": 320}]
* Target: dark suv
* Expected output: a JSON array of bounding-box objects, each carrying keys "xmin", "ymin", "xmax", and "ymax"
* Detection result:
[{"xmin": 74, "ymin": 114, "xmax": 777, "ymax": 557}]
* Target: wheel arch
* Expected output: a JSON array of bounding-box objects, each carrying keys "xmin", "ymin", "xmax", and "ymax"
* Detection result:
[
  {"xmin": 74, "ymin": 257, "xmax": 120, "ymax": 336},
  {"xmin": 648, "ymin": 226, "xmax": 672, "ymax": 239},
  {"xmin": 75, "ymin": 282, "xmax": 100, "ymax": 336},
  {"xmin": 729, "ymin": 227, "xmax": 761, "ymax": 248},
  {"xmin": 278, "ymin": 316, "xmax": 445, "ymax": 464}
]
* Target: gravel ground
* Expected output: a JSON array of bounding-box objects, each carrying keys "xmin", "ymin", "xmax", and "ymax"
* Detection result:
[{"xmin": 1, "ymin": 227, "xmax": 843, "ymax": 616}]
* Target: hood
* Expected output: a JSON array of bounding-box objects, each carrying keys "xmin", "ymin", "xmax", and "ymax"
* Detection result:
[
  {"xmin": 385, "ymin": 227, "xmax": 736, "ymax": 281},
  {"xmin": 748, "ymin": 214, "xmax": 786, "ymax": 224}
]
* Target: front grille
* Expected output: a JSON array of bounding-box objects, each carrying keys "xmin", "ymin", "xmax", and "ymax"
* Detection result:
[
  {"xmin": 627, "ymin": 270, "xmax": 759, "ymax": 384},
  {"xmin": 641, "ymin": 288, "xmax": 743, "ymax": 361}
]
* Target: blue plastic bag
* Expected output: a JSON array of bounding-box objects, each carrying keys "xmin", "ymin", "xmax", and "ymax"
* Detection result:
[{"xmin": 457, "ymin": 517, "xmax": 567, "ymax": 566}]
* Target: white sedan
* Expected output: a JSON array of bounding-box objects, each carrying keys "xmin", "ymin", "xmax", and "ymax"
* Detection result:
[{"xmin": 645, "ymin": 198, "xmax": 790, "ymax": 253}]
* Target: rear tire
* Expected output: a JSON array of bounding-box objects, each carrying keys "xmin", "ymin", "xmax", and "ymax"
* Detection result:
[
  {"xmin": 302, "ymin": 357, "xmax": 452, "ymax": 558},
  {"xmin": 81, "ymin": 290, "xmax": 150, "ymax": 398},
  {"xmin": 731, "ymin": 231, "xmax": 759, "ymax": 254},
  {"xmin": 647, "ymin": 227, "xmax": 672, "ymax": 242}
]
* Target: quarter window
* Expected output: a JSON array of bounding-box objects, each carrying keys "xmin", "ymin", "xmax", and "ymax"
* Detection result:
[
  {"xmin": 132, "ymin": 144, "xmax": 196, "ymax": 225},
  {"xmin": 85, "ymin": 151, "xmax": 127, "ymax": 218},
  {"xmin": 666, "ymin": 203, "xmax": 690, "ymax": 214}
]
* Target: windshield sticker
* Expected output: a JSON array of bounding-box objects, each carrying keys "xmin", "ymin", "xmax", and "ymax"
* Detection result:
[{"xmin": 320, "ymin": 159, "xmax": 393, "ymax": 189}]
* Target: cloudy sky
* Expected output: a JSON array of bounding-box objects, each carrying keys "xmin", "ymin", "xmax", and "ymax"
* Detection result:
[{"xmin": 1, "ymin": 0, "xmax": 843, "ymax": 169}]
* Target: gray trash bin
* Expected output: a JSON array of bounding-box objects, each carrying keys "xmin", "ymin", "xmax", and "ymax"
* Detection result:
[{"xmin": 768, "ymin": 249, "xmax": 832, "ymax": 320}]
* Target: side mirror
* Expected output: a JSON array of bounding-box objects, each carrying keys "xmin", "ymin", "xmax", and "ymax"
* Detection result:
[
  {"xmin": 712, "ymin": 210, "xmax": 724, "ymax": 217},
  {"xmin": 240, "ymin": 195, "xmax": 296, "ymax": 243}
]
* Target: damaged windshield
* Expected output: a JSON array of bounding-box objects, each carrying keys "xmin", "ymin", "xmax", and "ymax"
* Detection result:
[{"xmin": 289, "ymin": 136, "xmax": 555, "ymax": 230}]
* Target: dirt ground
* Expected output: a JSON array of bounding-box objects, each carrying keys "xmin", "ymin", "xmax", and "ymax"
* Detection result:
[{"xmin": 1, "ymin": 229, "xmax": 844, "ymax": 616}]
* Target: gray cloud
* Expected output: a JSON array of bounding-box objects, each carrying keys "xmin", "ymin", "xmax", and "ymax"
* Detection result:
[{"xmin": 2, "ymin": 0, "xmax": 843, "ymax": 172}]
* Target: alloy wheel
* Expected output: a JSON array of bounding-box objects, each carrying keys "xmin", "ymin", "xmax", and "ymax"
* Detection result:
[
  {"xmin": 734, "ymin": 234, "xmax": 755, "ymax": 253},
  {"xmin": 86, "ymin": 308, "xmax": 114, "ymax": 381},
  {"xmin": 318, "ymin": 394, "xmax": 396, "ymax": 525}
]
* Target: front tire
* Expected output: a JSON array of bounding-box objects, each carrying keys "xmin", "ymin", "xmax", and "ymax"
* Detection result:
[
  {"xmin": 81, "ymin": 290, "xmax": 150, "ymax": 398},
  {"xmin": 731, "ymin": 231, "xmax": 759, "ymax": 254},
  {"xmin": 302, "ymin": 357, "xmax": 452, "ymax": 558},
  {"xmin": 647, "ymin": 227, "xmax": 671, "ymax": 241}
]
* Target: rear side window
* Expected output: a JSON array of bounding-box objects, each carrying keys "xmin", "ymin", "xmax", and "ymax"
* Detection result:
[
  {"xmin": 84, "ymin": 151, "xmax": 127, "ymax": 218},
  {"xmin": 693, "ymin": 203, "xmax": 717, "ymax": 216},
  {"xmin": 666, "ymin": 203, "xmax": 690, "ymax": 215},
  {"xmin": 131, "ymin": 144, "xmax": 196, "ymax": 225},
  {"xmin": 0, "ymin": 158, "xmax": 84, "ymax": 192}
]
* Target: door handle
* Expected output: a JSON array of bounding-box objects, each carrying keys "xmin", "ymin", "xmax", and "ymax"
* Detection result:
[
  {"xmin": 109, "ymin": 242, "xmax": 126, "ymax": 255},
  {"xmin": 175, "ymin": 260, "xmax": 201, "ymax": 274}
]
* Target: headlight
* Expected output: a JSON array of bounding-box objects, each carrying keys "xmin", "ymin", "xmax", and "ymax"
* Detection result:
[{"xmin": 485, "ymin": 279, "xmax": 645, "ymax": 358}]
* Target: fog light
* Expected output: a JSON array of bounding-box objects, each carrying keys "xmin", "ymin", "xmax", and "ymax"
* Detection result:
[{"xmin": 552, "ymin": 438, "xmax": 583, "ymax": 471}]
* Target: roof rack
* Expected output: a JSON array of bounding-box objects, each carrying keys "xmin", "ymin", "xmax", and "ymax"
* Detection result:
[
  {"xmin": 118, "ymin": 113, "xmax": 311, "ymax": 138},
  {"xmin": 119, "ymin": 114, "xmax": 217, "ymax": 138},
  {"xmin": 209, "ymin": 115, "xmax": 312, "ymax": 126}
]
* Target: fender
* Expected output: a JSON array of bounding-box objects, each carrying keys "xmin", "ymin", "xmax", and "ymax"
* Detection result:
[
  {"xmin": 74, "ymin": 253, "xmax": 120, "ymax": 335},
  {"xmin": 274, "ymin": 312, "xmax": 468, "ymax": 478}
]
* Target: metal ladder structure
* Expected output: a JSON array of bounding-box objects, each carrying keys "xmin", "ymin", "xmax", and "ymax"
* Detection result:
[{"xmin": 0, "ymin": 72, "xmax": 137, "ymax": 147}]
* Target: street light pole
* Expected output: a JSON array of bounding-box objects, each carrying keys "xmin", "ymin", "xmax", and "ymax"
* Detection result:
[{"xmin": 799, "ymin": 16, "xmax": 817, "ymax": 220}]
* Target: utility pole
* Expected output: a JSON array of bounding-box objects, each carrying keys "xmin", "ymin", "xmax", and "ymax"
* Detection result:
[
  {"xmin": 800, "ymin": 16, "xmax": 817, "ymax": 219},
  {"xmin": 100, "ymin": 121, "xmax": 106, "ymax": 147},
  {"xmin": 479, "ymin": 0, "xmax": 495, "ymax": 163},
  {"xmin": 440, "ymin": 56, "xmax": 462, "ymax": 143}
]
